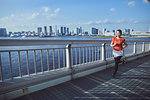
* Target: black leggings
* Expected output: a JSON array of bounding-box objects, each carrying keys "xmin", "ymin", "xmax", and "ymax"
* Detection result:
[{"xmin": 113, "ymin": 56, "xmax": 122, "ymax": 75}]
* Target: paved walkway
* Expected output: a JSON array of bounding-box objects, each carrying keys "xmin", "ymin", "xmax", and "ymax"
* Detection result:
[{"xmin": 14, "ymin": 55, "xmax": 150, "ymax": 100}]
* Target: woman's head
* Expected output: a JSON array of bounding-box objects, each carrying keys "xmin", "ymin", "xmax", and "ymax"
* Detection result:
[{"xmin": 116, "ymin": 29, "xmax": 122, "ymax": 37}]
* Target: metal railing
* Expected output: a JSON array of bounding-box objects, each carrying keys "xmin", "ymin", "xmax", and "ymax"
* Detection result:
[{"xmin": 0, "ymin": 39, "xmax": 150, "ymax": 82}]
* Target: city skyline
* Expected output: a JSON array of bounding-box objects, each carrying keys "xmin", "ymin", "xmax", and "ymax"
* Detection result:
[{"xmin": 0, "ymin": 0, "xmax": 150, "ymax": 32}]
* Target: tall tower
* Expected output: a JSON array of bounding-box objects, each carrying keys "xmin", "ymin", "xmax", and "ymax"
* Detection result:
[
  {"xmin": 64, "ymin": 27, "xmax": 66, "ymax": 35},
  {"xmin": 37, "ymin": 27, "xmax": 42, "ymax": 33},
  {"xmin": 44, "ymin": 26, "xmax": 47, "ymax": 35},
  {"xmin": 55, "ymin": 25, "xmax": 57, "ymax": 36},
  {"xmin": 67, "ymin": 28, "xmax": 69, "ymax": 35},
  {"xmin": 103, "ymin": 28, "xmax": 106, "ymax": 35},
  {"xmin": 0, "ymin": 28, "xmax": 7, "ymax": 37},
  {"xmin": 49, "ymin": 26, "xmax": 52, "ymax": 36},
  {"xmin": 60, "ymin": 27, "xmax": 64, "ymax": 35}
]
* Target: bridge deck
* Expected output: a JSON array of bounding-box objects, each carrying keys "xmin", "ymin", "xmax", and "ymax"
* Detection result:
[{"xmin": 14, "ymin": 55, "xmax": 150, "ymax": 100}]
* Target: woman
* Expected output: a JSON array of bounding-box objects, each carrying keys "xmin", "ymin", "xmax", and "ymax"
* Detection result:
[{"xmin": 110, "ymin": 29, "xmax": 127, "ymax": 76}]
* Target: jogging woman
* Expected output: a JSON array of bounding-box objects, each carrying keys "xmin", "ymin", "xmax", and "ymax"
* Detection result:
[{"xmin": 110, "ymin": 29, "xmax": 127, "ymax": 76}]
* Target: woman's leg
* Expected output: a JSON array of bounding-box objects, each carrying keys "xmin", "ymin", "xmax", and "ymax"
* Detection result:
[{"xmin": 113, "ymin": 56, "xmax": 122, "ymax": 76}]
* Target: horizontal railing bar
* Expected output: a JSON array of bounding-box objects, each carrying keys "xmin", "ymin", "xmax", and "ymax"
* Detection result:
[
  {"xmin": 1, "ymin": 39, "xmax": 150, "ymax": 46},
  {"xmin": 0, "ymin": 47, "xmax": 66, "ymax": 52},
  {"xmin": 0, "ymin": 39, "xmax": 109, "ymax": 46},
  {"xmin": 71, "ymin": 45, "xmax": 101, "ymax": 48}
]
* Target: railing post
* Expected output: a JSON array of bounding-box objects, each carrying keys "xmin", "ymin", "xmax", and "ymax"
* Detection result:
[
  {"xmin": 66, "ymin": 44, "xmax": 72, "ymax": 69},
  {"xmin": 0, "ymin": 53, "xmax": 4, "ymax": 82},
  {"xmin": 133, "ymin": 42, "xmax": 137, "ymax": 54},
  {"xmin": 149, "ymin": 42, "xmax": 150, "ymax": 51},
  {"xmin": 101, "ymin": 43, "xmax": 106, "ymax": 61},
  {"xmin": 142, "ymin": 42, "xmax": 145, "ymax": 52}
]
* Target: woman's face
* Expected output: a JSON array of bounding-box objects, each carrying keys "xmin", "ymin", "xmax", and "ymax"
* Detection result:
[{"xmin": 116, "ymin": 31, "xmax": 122, "ymax": 37}]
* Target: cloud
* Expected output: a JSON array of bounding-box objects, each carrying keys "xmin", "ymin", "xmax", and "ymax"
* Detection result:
[
  {"xmin": 54, "ymin": 8, "xmax": 60, "ymax": 13},
  {"xmin": 27, "ymin": 13, "xmax": 39, "ymax": 20},
  {"xmin": 82, "ymin": 19, "xmax": 141, "ymax": 25},
  {"xmin": 45, "ymin": 8, "xmax": 60, "ymax": 20},
  {"xmin": 42, "ymin": 6, "xmax": 50, "ymax": 13},
  {"xmin": 128, "ymin": 1, "xmax": 136, "ymax": 7},
  {"xmin": 110, "ymin": 8, "xmax": 116, "ymax": 12},
  {"xmin": 142, "ymin": 0, "xmax": 150, "ymax": 3}
]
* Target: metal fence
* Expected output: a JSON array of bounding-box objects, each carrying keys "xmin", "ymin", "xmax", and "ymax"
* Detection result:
[{"xmin": 0, "ymin": 40, "xmax": 150, "ymax": 82}]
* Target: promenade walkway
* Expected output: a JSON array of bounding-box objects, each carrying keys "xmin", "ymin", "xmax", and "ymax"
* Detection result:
[{"xmin": 14, "ymin": 55, "xmax": 150, "ymax": 100}]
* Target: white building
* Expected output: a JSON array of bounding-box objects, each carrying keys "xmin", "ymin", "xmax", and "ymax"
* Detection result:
[{"xmin": 104, "ymin": 32, "xmax": 115, "ymax": 36}]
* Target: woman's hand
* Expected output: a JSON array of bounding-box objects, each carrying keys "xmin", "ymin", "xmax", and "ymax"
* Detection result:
[
  {"xmin": 122, "ymin": 45, "xmax": 126, "ymax": 48},
  {"xmin": 122, "ymin": 41, "xmax": 128, "ymax": 48},
  {"xmin": 110, "ymin": 41, "xmax": 117, "ymax": 47},
  {"xmin": 112, "ymin": 43, "xmax": 117, "ymax": 47}
]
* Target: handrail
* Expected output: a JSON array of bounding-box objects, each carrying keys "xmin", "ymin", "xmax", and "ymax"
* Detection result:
[
  {"xmin": 0, "ymin": 39, "xmax": 150, "ymax": 46},
  {"xmin": 0, "ymin": 39, "xmax": 150, "ymax": 82}
]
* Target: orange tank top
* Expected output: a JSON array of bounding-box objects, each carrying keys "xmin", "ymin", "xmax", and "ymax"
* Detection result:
[{"xmin": 112, "ymin": 37, "xmax": 125, "ymax": 51}]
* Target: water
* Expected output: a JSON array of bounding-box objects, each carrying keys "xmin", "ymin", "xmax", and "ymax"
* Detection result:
[{"xmin": 0, "ymin": 36, "xmax": 150, "ymax": 80}]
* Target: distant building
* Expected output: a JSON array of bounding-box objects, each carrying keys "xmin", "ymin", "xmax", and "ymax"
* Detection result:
[
  {"xmin": 67, "ymin": 28, "xmax": 69, "ymax": 35},
  {"xmin": 84, "ymin": 32, "xmax": 88, "ymax": 35},
  {"xmin": 104, "ymin": 32, "xmax": 115, "ymax": 36},
  {"xmin": 79, "ymin": 27, "xmax": 82, "ymax": 34},
  {"xmin": 64, "ymin": 27, "xmax": 66, "ymax": 35},
  {"xmin": 60, "ymin": 27, "xmax": 64, "ymax": 35},
  {"xmin": 48, "ymin": 26, "xmax": 53, "ymax": 36},
  {"xmin": 91, "ymin": 27, "xmax": 98, "ymax": 35},
  {"xmin": 9, "ymin": 32, "xmax": 12, "ymax": 37},
  {"xmin": 124, "ymin": 29, "xmax": 131, "ymax": 35},
  {"xmin": 0, "ymin": 28, "xmax": 7, "ymax": 37},
  {"xmin": 37, "ymin": 27, "xmax": 42, "ymax": 34},
  {"xmin": 43, "ymin": 26, "xmax": 47, "ymax": 35},
  {"xmin": 55, "ymin": 25, "xmax": 58, "ymax": 36},
  {"xmin": 103, "ymin": 28, "xmax": 106, "ymax": 34}
]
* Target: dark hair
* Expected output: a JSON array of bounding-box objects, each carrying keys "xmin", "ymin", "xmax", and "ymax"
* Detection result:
[{"xmin": 116, "ymin": 29, "xmax": 122, "ymax": 34}]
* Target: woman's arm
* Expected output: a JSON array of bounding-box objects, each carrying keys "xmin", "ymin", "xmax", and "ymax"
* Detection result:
[
  {"xmin": 110, "ymin": 41, "xmax": 116, "ymax": 47},
  {"xmin": 122, "ymin": 41, "xmax": 127, "ymax": 48}
]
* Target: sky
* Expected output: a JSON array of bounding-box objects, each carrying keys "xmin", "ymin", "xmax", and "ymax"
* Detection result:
[{"xmin": 0, "ymin": 0, "xmax": 150, "ymax": 32}]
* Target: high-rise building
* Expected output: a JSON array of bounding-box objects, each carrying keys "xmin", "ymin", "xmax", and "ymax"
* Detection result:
[
  {"xmin": 0, "ymin": 28, "xmax": 7, "ymax": 37},
  {"xmin": 67, "ymin": 28, "xmax": 69, "ymax": 35},
  {"xmin": 64, "ymin": 27, "xmax": 66, "ymax": 35},
  {"xmin": 49, "ymin": 26, "xmax": 53, "ymax": 36},
  {"xmin": 79, "ymin": 27, "xmax": 82, "ymax": 34},
  {"xmin": 60, "ymin": 27, "xmax": 64, "ymax": 35},
  {"xmin": 37, "ymin": 27, "xmax": 42, "ymax": 34},
  {"xmin": 103, "ymin": 28, "xmax": 106, "ymax": 34},
  {"xmin": 43, "ymin": 26, "xmax": 47, "ymax": 35},
  {"xmin": 55, "ymin": 25, "xmax": 58, "ymax": 36},
  {"xmin": 91, "ymin": 27, "xmax": 98, "ymax": 35}
]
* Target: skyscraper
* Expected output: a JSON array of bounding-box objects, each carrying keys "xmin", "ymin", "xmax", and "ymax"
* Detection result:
[
  {"xmin": 103, "ymin": 28, "xmax": 106, "ymax": 34},
  {"xmin": 55, "ymin": 25, "xmax": 58, "ymax": 36},
  {"xmin": 64, "ymin": 27, "xmax": 66, "ymax": 35},
  {"xmin": 0, "ymin": 28, "xmax": 7, "ymax": 37},
  {"xmin": 67, "ymin": 28, "xmax": 69, "ymax": 35},
  {"xmin": 44, "ymin": 26, "xmax": 47, "ymax": 35},
  {"xmin": 49, "ymin": 26, "xmax": 53, "ymax": 36},
  {"xmin": 91, "ymin": 27, "xmax": 98, "ymax": 35},
  {"xmin": 37, "ymin": 27, "xmax": 42, "ymax": 34},
  {"xmin": 79, "ymin": 27, "xmax": 82, "ymax": 34},
  {"xmin": 60, "ymin": 27, "xmax": 64, "ymax": 35}
]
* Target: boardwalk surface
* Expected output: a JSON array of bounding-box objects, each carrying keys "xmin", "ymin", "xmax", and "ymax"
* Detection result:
[{"xmin": 14, "ymin": 55, "xmax": 150, "ymax": 100}]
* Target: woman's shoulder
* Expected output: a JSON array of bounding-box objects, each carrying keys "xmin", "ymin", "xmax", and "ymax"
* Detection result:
[{"xmin": 112, "ymin": 37, "xmax": 116, "ymax": 40}]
